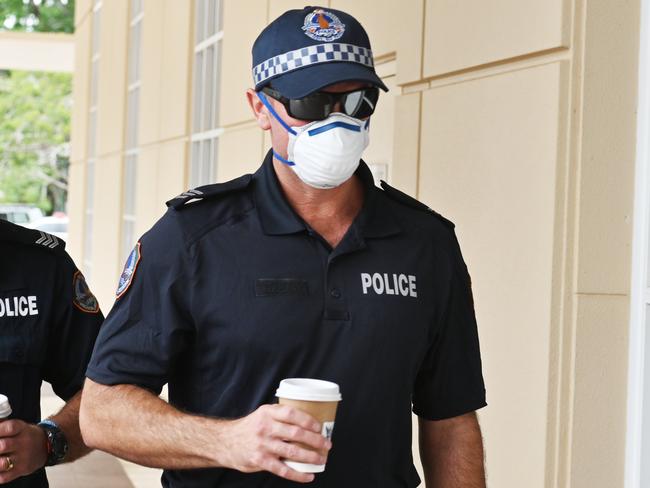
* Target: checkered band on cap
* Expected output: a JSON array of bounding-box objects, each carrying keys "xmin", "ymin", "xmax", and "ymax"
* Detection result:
[{"xmin": 253, "ymin": 43, "xmax": 374, "ymax": 87}]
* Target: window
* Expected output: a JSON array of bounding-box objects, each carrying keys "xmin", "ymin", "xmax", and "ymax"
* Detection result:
[
  {"xmin": 12, "ymin": 213, "xmax": 29, "ymax": 224},
  {"xmin": 37, "ymin": 223, "xmax": 67, "ymax": 233},
  {"xmin": 84, "ymin": 0, "xmax": 102, "ymax": 280},
  {"xmin": 121, "ymin": 0, "xmax": 144, "ymax": 264},
  {"xmin": 189, "ymin": 0, "xmax": 223, "ymax": 188}
]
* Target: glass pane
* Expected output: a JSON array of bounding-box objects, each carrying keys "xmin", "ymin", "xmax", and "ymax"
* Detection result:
[
  {"xmin": 204, "ymin": 45, "xmax": 214, "ymax": 131},
  {"xmin": 205, "ymin": 139, "xmax": 213, "ymax": 183},
  {"xmin": 212, "ymin": 137, "xmax": 219, "ymax": 181},
  {"xmin": 92, "ymin": 8, "xmax": 101, "ymax": 56},
  {"xmin": 13, "ymin": 213, "xmax": 28, "ymax": 224},
  {"xmin": 128, "ymin": 21, "xmax": 141, "ymax": 85},
  {"xmin": 121, "ymin": 220, "xmax": 135, "ymax": 265},
  {"xmin": 195, "ymin": 0, "xmax": 206, "ymax": 43},
  {"xmin": 87, "ymin": 110, "xmax": 97, "ymax": 158},
  {"xmin": 208, "ymin": 0, "xmax": 218, "ymax": 37},
  {"xmin": 131, "ymin": 0, "xmax": 143, "ymax": 19},
  {"xmin": 190, "ymin": 141, "xmax": 201, "ymax": 187},
  {"xmin": 126, "ymin": 87, "xmax": 140, "ymax": 149},
  {"xmin": 90, "ymin": 61, "xmax": 99, "ymax": 106},
  {"xmin": 84, "ymin": 214, "xmax": 93, "ymax": 263},
  {"xmin": 124, "ymin": 154, "xmax": 137, "ymax": 215},
  {"xmin": 193, "ymin": 51, "xmax": 204, "ymax": 132},
  {"xmin": 86, "ymin": 161, "xmax": 95, "ymax": 209},
  {"xmin": 213, "ymin": 41, "xmax": 222, "ymax": 129},
  {"xmin": 215, "ymin": 0, "xmax": 223, "ymax": 32}
]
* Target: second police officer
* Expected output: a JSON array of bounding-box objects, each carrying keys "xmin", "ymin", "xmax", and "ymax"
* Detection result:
[{"xmin": 0, "ymin": 219, "xmax": 103, "ymax": 487}]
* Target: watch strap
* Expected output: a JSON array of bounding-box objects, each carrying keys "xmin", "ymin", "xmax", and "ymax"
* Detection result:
[{"xmin": 37, "ymin": 419, "xmax": 68, "ymax": 466}]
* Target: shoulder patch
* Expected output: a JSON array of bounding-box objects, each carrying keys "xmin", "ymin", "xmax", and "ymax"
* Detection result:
[
  {"xmin": 72, "ymin": 270, "xmax": 100, "ymax": 314},
  {"xmin": 166, "ymin": 174, "xmax": 253, "ymax": 210},
  {"xmin": 116, "ymin": 242, "xmax": 141, "ymax": 299},
  {"xmin": 380, "ymin": 180, "xmax": 455, "ymax": 229}
]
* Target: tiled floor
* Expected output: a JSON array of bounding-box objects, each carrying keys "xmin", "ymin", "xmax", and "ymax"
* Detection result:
[{"xmin": 46, "ymin": 451, "xmax": 134, "ymax": 488}]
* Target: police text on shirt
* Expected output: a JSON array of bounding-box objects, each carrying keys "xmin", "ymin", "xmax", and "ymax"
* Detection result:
[
  {"xmin": 0, "ymin": 296, "xmax": 39, "ymax": 317},
  {"xmin": 360, "ymin": 273, "xmax": 417, "ymax": 297}
]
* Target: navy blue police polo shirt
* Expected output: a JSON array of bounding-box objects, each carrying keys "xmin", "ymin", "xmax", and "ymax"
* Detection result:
[
  {"xmin": 0, "ymin": 220, "xmax": 104, "ymax": 488},
  {"xmin": 86, "ymin": 150, "xmax": 487, "ymax": 488}
]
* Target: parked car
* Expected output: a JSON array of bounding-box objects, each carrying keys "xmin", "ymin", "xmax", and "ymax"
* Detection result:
[
  {"xmin": 26, "ymin": 215, "xmax": 69, "ymax": 242},
  {"xmin": 0, "ymin": 204, "xmax": 44, "ymax": 225}
]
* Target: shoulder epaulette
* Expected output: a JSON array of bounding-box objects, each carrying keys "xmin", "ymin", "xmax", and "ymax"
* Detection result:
[
  {"xmin": 0, "ymin": 219, "xmax": 66, "ymax": 252},
  {"xmin": 166, "ymin": 174, "xmax": 253, "ymax": 210},
  {"xmin": 380, "ymin": 180, "xmax": 455, "ymax": 229}
]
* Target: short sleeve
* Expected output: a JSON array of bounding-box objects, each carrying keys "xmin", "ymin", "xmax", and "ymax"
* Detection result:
[
  {"xmin": 412, "ymin": 230, "xmax": 487, "ymax": 420},
  {"xmin": 43, "ymin": 252, "xmax": 104, "ymax": 401},
  {"xmin": 85, "ymin": 212, "xmax": 194, "ymax": 394}
]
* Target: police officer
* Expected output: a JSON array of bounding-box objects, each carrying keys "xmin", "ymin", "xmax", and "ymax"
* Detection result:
[
  {"xmin": 0, "ymin": 219, "xmax": 103, "ymax": 487},
  {"xmin": 81, "ymin": 6, "xmax": 487, "ymax": 487}
]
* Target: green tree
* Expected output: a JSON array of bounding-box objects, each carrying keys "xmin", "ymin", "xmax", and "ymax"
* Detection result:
[
  {"xmin": 0, "ymin": 0, "xmax": 75, "ymax": 34},
  {"xmin": 0, "ymin": 0, "xmax": 75, "ymax": 213},
  {"xmin": 0, "ymin": 70, "xmax": 72, "ymax": 213}
]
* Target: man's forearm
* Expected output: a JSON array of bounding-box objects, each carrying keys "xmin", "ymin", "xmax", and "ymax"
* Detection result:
[
  {"xmin": 48, "ymin": 391, "xmax": 91, "ymax": 463},
  {"xmin": 79, "ymin": 379, "xmax": 225, "ymax": 469},
  {"xmin": 419, "ymin": 412, "xmax": 486, "ymax": 488},
  {"xmin": 80, "ymin": 378, "xmax": 331, "ymax": 483}
]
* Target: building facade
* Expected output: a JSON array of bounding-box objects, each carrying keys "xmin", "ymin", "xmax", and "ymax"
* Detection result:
[{"xmin": 67, "ymin": 1, "xmax": 646, "ymax": 486}]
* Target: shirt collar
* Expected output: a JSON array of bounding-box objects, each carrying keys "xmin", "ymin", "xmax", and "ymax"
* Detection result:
[
  {"xmin": 253, "ymin": 150, "xmax": 306, "ymax": 235},
  {"xmin": 253, "ymin": 150, "xmax": 401, "ymax": 239}
]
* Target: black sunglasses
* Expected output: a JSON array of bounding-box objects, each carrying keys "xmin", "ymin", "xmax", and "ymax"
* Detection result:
[{"xmin": 261, "ymin": 86, "xmax": 380, "ymax": 121}]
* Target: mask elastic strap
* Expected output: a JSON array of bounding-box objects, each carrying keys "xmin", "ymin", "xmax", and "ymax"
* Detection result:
[
  {"xmin": 272, "ymin": 149, "xmax": 295, "ymax": 166},
  {"xmin": 257, "ymin": 91, "xmax": 297, "ymax": 135}
]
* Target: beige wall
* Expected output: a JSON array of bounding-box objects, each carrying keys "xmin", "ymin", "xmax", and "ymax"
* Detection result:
[
  {"xmin": 0, "ymin": 32, "xmax": 74, "ymax": 72},
  {"xmin": 67, "ymin": 1, "xmax": 641, "ymax": 486}
]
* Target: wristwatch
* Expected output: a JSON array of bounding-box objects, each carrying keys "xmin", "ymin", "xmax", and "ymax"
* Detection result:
[{"xmin": 37, "ymin": 419, "xmax": 68, "ymax": 466}]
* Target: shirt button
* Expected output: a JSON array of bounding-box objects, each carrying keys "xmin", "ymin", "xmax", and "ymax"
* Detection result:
[{"xmin": 330, "ymin": 288, "xmax": 341, "ymax": 299}]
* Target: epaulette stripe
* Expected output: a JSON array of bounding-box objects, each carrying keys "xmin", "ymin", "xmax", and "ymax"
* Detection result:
[
  {"xmin": 35, "ymin": 231, "xmax": 60, "ymax": 249},
  {"xmin": 165, "ymin": 174, "xmax": 253, "ymax": 210},
  {"xmin": 380, "ymin": 180, "xmax": 455, "ymax": 229},
  {"xmin": 178, "ymin": 189, "xmax": 204, "ymax": 199}
]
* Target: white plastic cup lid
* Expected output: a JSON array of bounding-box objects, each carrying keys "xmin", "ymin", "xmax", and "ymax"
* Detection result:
[
  {"xmin": 276, "ymin": 378, "xmax": 342, "ymax": 402},
  {"xmin": 0, "ymin": 395, "xmax": 11, "ymax": 419}
]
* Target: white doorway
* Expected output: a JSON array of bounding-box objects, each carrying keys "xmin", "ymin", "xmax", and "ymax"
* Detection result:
[{"xmin": 626, "ymin": 0, "xmax": 650, "ymax": 485}]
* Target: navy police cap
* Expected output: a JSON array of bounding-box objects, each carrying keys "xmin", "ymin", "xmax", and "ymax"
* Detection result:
[{"xmin": 252, "ymin": 6, "xmax": 389, "ymax": 98}]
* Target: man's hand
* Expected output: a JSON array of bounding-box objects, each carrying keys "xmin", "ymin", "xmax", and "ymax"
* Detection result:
[
  {"xmin": 220, "ymin": 404, "xmax": 331, "ymax": 483},
  {"xmin": 0, "ymin": 420, "xmax": 47, "ymax": 485}
]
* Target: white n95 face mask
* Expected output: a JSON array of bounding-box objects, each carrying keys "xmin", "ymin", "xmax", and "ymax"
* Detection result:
[{"xmin": 258, "ymin": 92, "xmax": 370, "ymax": 189}]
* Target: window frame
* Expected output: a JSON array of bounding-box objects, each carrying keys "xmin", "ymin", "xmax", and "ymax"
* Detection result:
[{"xmin": 189, "ymin": 0, "xmax": 224, "ymax": 188}]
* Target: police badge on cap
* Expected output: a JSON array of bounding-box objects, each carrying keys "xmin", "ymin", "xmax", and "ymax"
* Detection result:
[{"xmin": 302, "ymin": 9, "xmax": 345, "ymax": 42}]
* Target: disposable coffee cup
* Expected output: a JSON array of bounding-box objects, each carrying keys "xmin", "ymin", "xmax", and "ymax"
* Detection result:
[
  {"xmin": 0, "ymin": 395, "xmax": 11, "ymax": 419},
  {"xmin": 276, "ymin": 378, "xmax": 341, "ymax": 473}
]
